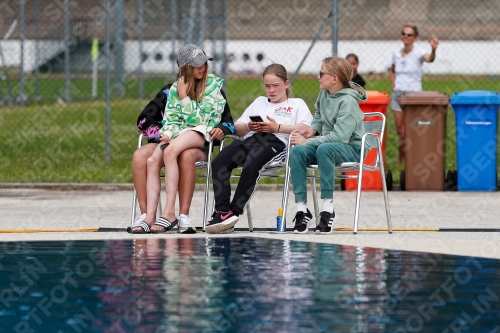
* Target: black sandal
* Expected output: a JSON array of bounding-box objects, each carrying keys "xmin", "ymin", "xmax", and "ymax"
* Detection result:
[
  {"xmin": 128, "ymin": 221, "xmax": 151, "ymax": 234},
  {"xmin": 151, "ymin": 217, "xmax": 178, "ymax": 234}
]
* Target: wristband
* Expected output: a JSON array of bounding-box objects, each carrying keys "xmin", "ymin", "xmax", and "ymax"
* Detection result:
[
  {"xmin": 278, "ymin": 124, "xmax": 281, "ymax": 133},
  {"xmin": 247, "ymin": 123, "xmax": 251, "ymax": 131}
]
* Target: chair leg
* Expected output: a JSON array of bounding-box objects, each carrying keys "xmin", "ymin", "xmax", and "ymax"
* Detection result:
[
  {"xmin": 281, "ymin": 168, "xmax": 291, "ymax": 233},
  {"xmin": 378, "ymin": 143, "xmax": 393, "ymax": 234},
  {"xmin": 246, "ymin": 203, "xmax": 253, "ymax": 232},
  {"xmin": 353, "ymin": 164, "xmax": 364, "ymax": 235},
  {"xmin": 310, "ymin": 169, "xmax": 319, "ymax": 222},
  {"xmin": 202, "ymin": 167, "xmax": 211, "ymax": 231},
  {"xmin": 130, "ymin": 188, "xmax": 138, "ymax": 226}
]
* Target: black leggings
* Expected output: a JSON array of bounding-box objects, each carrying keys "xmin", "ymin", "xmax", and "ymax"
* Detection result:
[{"xmin": 211, "ymin": 133, "xmax": 286, "ymax": 215}]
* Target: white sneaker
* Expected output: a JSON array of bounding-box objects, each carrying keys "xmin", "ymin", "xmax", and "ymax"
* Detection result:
[
  {"xmin": 126, "ymin": 213, "xmax": 147, "ymax": 233},
  {"xmin": 220, "ymin": 227, "xmax": 234, "ymax": 234},
  {"xmin": 178, "ymin": 214, "xmax": 197, "ymax": 234}
]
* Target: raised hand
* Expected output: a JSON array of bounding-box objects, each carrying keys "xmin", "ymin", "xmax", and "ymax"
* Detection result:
[
  {"xmin": 177, "ymin": 76, "xmax": 188, "ymax": 99},
  {"xmin": 428, "ymin": 35, "xmax": 439, "ymax": 50}
]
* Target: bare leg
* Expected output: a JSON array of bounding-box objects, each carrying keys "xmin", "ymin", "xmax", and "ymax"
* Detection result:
[
  {"xmin": 137, "ymin": 145, "xmax": 165, "ymax": 230},
  {"xmin": 178, "ymin": 148, "xmax": 207, "ymax": 216},
  {"xmin": 394, "ymin": 111, "xmax": 405, "ymax": 164},
  {"xmin": 150, "ymin": 131, "xmax": 205, "ymax": 232},
  {"xmin": 132, "ymin": 143, "xmax": 159, "ymax": 214}
]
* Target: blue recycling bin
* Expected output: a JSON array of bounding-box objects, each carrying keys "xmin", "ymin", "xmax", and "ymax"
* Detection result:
[{"xmin": 450, "ymin": 90, "xmax": 500, "ymax": 191}]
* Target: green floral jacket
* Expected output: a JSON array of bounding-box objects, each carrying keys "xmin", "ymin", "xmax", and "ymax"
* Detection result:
[{"xmin": 160, "ymin": 74, "xmax": 226, "ymax": 139}]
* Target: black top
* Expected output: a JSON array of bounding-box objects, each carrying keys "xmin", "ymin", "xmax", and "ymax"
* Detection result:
[
  {"xmin": 137, "ymin": 83, "xmax": 235, "ymax": 144},
  {"xmin": 351, "ymin": 74, "xmax": 366, "ymax": 88}
]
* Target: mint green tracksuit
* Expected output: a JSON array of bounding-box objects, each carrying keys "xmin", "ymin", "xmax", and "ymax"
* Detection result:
[{"xmin": 290, "ymin": 86, "xmax": 368, "ymax": 202}]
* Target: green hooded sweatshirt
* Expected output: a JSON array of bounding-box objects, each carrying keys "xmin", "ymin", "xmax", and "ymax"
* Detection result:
[{"xmin": 307, "ymin": 86, "xmax": 369, "ymax": 153}]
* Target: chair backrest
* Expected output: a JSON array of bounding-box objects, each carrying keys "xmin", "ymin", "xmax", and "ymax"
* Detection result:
[{"xmin": 360, "ymin": 111, "xmax": 386, "ymax": 168}]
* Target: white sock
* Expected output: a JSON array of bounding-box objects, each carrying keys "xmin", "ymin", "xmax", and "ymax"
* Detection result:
[
  {"xmin": 322, "ymin": 199, "xmax": 334, "ymax": 213},
  {"xmin": 297, "ymin": 202, "xmax": 308, "ymax": 213}
]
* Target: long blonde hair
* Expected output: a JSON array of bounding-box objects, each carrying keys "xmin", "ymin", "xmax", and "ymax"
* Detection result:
[
  {"xmin": 178, "ymin": 63, "xmax": 209, "ymax": 101},
  {"xmin": 322, "ymin": 56, "xmax": 365, "ymax": 97}
]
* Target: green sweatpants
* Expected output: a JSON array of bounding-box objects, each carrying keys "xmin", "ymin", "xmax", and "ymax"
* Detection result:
[{"xmin": 290, "ymin": 142, "xmax": 361, "ymax": 202}]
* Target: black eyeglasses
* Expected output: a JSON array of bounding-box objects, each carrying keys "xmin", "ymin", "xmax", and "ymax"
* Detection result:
[
  {"xmin": 319, "ymin": 71, "xmax": 331, "ymax": 78},
  {"xmin": 401, "ymin": 31, "xmax": 414, "ymax": 37}
]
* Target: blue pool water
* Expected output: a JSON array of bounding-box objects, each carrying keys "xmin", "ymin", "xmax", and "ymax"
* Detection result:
[{"xmin": 1, "ymin": 238, "xmax": 499, "ymax": 332}]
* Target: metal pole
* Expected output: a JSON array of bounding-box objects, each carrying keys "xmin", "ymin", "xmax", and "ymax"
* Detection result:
[
  {"xmin": 64, "ymin": 0, "xmax": 70, "ymax": 103},
  {"xmin": 0, "ymin": 19, "xmax": 16, "ymax": 104},
  {"xmin": 139, "ymin": 0, "xmax": 144, "ymax": 99},
  {"xmin": 211, "ymin": 0, "xmax": 216, "ymax": 74},
  {"xmin": 35, "ymin": 0, "xmax": 40, "ymax": 101},
  {"xmin": 114, "ymin": 0, "xmax": 124, "ymax": 96},
  {"xmin": 332, "ymin": 0, "xmax": 338, "ymax": 56},
  {"xmin": 19, "ymin": 0, "xmax": 25, "ymax": 106},
  {"xmin": 187, "ymin": 0, "xmax": 196, "ymax": 43},
  {"xmin": 290, "ymin": 10, "xmax": 332, "ymax": 85},
  {"xmin": 199, "ymin": 0, "xmax": 206, "ymax": 47},
  {"xmin": 222, "ymin": 0, "xmax": 227, "ymax": 84},
  {"xmin": 171, "ymin": 0, "xmax": 177, "ymax": 76},
  {"xmin": 105, "ymin": 0, "xmax": 111, "ymax": 164}
]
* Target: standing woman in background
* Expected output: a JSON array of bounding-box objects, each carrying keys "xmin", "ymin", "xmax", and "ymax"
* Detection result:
[{"xmin": 390, "ymin": 24, "xmax": 438, "ymax": 164}]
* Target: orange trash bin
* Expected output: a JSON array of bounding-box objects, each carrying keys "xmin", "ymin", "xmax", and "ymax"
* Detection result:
[{"xmin": 344, "ymin": 91, "xmax": 390, "ymax": 191}]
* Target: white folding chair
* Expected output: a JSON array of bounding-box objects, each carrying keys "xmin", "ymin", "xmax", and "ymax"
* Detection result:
[
  {"xmin": 130, "ymin": 134, "xmax": 214, "ymax": 230},
  {"xmin": 281, "ymin": 111, "xmax": 392, "ymax": 234},
  {"xmin": 218, "ymin": 134, "xmax": 290, "ymax": 232}
]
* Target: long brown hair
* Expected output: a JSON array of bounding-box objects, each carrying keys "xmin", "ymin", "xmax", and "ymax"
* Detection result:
[
  {"xmin": 322, "ymin": 57, "xmax": 365, "ymax": 97},
  {"xmin": 178, "ymin": 62, "xmax": 209, "ymax": 101},
  {"xmin": 263, "ymin": 63, "xmax": 291, "ymax": 98}
]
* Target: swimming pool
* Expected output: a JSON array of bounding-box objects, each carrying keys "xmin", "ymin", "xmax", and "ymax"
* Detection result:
[{"xmin": 1, "ymin": 238, "xmax": 499, "ymax": 332}]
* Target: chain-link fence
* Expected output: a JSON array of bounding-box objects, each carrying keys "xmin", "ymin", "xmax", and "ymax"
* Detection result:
[{"xmin": 1, "ymin": 0, "xmax": 500, "ymax": 182}]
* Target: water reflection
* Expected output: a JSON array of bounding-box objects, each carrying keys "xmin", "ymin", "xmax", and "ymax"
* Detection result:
[{"xmin": 0, "ymin": 238, "xmax": 499, "ymax": 332}]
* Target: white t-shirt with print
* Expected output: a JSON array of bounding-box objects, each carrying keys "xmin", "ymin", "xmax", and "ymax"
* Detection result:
[
  {"xmin": 392, "ymin": 46, "xmax": 425, "ymax": 92},
  {"xmin": 235, "ymin": 96, "xmax": 313, "ymax": 147}
]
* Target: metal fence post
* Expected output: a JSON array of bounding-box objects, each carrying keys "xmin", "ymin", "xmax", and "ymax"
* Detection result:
[
  {"xmin": 332, "ymin": 0, "xmax": 338, "ymax": 56},
  {"xmin": 105, "ymin": 0, "xmax": 111, "ymax": 165},
  {"xmin": 138, "ymin": 0, "xmax": 144, "ymax": 99},
  {"xmin": 221, "ymin": 0, "xmax": 227, "ymax": 84},
  {"xmin": 171, "ymin": 0, "xmax": 177, "ymax": 75},
  {"xmin": 211, "ymin": 0, "xmax": 216, "ymax": 74},
  {"xmin": 64, "ymin": 0, "xmax": 70, "ymax": 104},
  {"xmin": 35, "ymin": 0, "xmax": 40, "ymax": 101},
  {"xmin": 114, "ymin": 0, "xmax": 124, "ymax": 96},
  {"xmin": 19, "ymin": 0, "xmax": 25, "ymax": 106},
  {"xmin": 199, "ymin": 0, "xmax": 206, "ymax": 48},
  {"xmin": 187, "ymin": 0, "xmax": 196, "ymax": 44}
]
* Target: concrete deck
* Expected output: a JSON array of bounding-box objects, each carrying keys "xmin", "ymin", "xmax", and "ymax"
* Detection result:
[{"xmin": 2, "ymin": 186, "xmax": 500, "ymax": 260}]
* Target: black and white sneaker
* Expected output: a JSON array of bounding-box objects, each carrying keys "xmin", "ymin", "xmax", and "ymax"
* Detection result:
[
  {"xmin": 314, "ymin": 211, "xmax": 336, "ymax": 234},
  {"xmin": 292, "ymin": 209, "xmax": 315, "ymax": 234},
  {"xmin": 205, "ymin": 210, "xmax": 239, "ymax": 234}
]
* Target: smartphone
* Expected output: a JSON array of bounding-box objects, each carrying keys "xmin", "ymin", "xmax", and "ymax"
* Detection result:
[{"xmin": 249, "ymin": 115, "xmax": 264, "ymax": 122}]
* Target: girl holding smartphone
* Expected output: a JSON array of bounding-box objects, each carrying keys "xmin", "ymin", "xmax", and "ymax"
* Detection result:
[{"xmin": 206, "ymin": 63, "xmax": 313, "ymax": 234}]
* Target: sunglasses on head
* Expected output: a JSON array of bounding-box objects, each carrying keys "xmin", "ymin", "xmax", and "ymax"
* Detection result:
[
  {"xmin": 401, "ymin": 31, "xmax": 414, "ymax": 37},
  {"xmin": 318, "ymin": 71, "xmax": 331, "ymax": 78}
]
